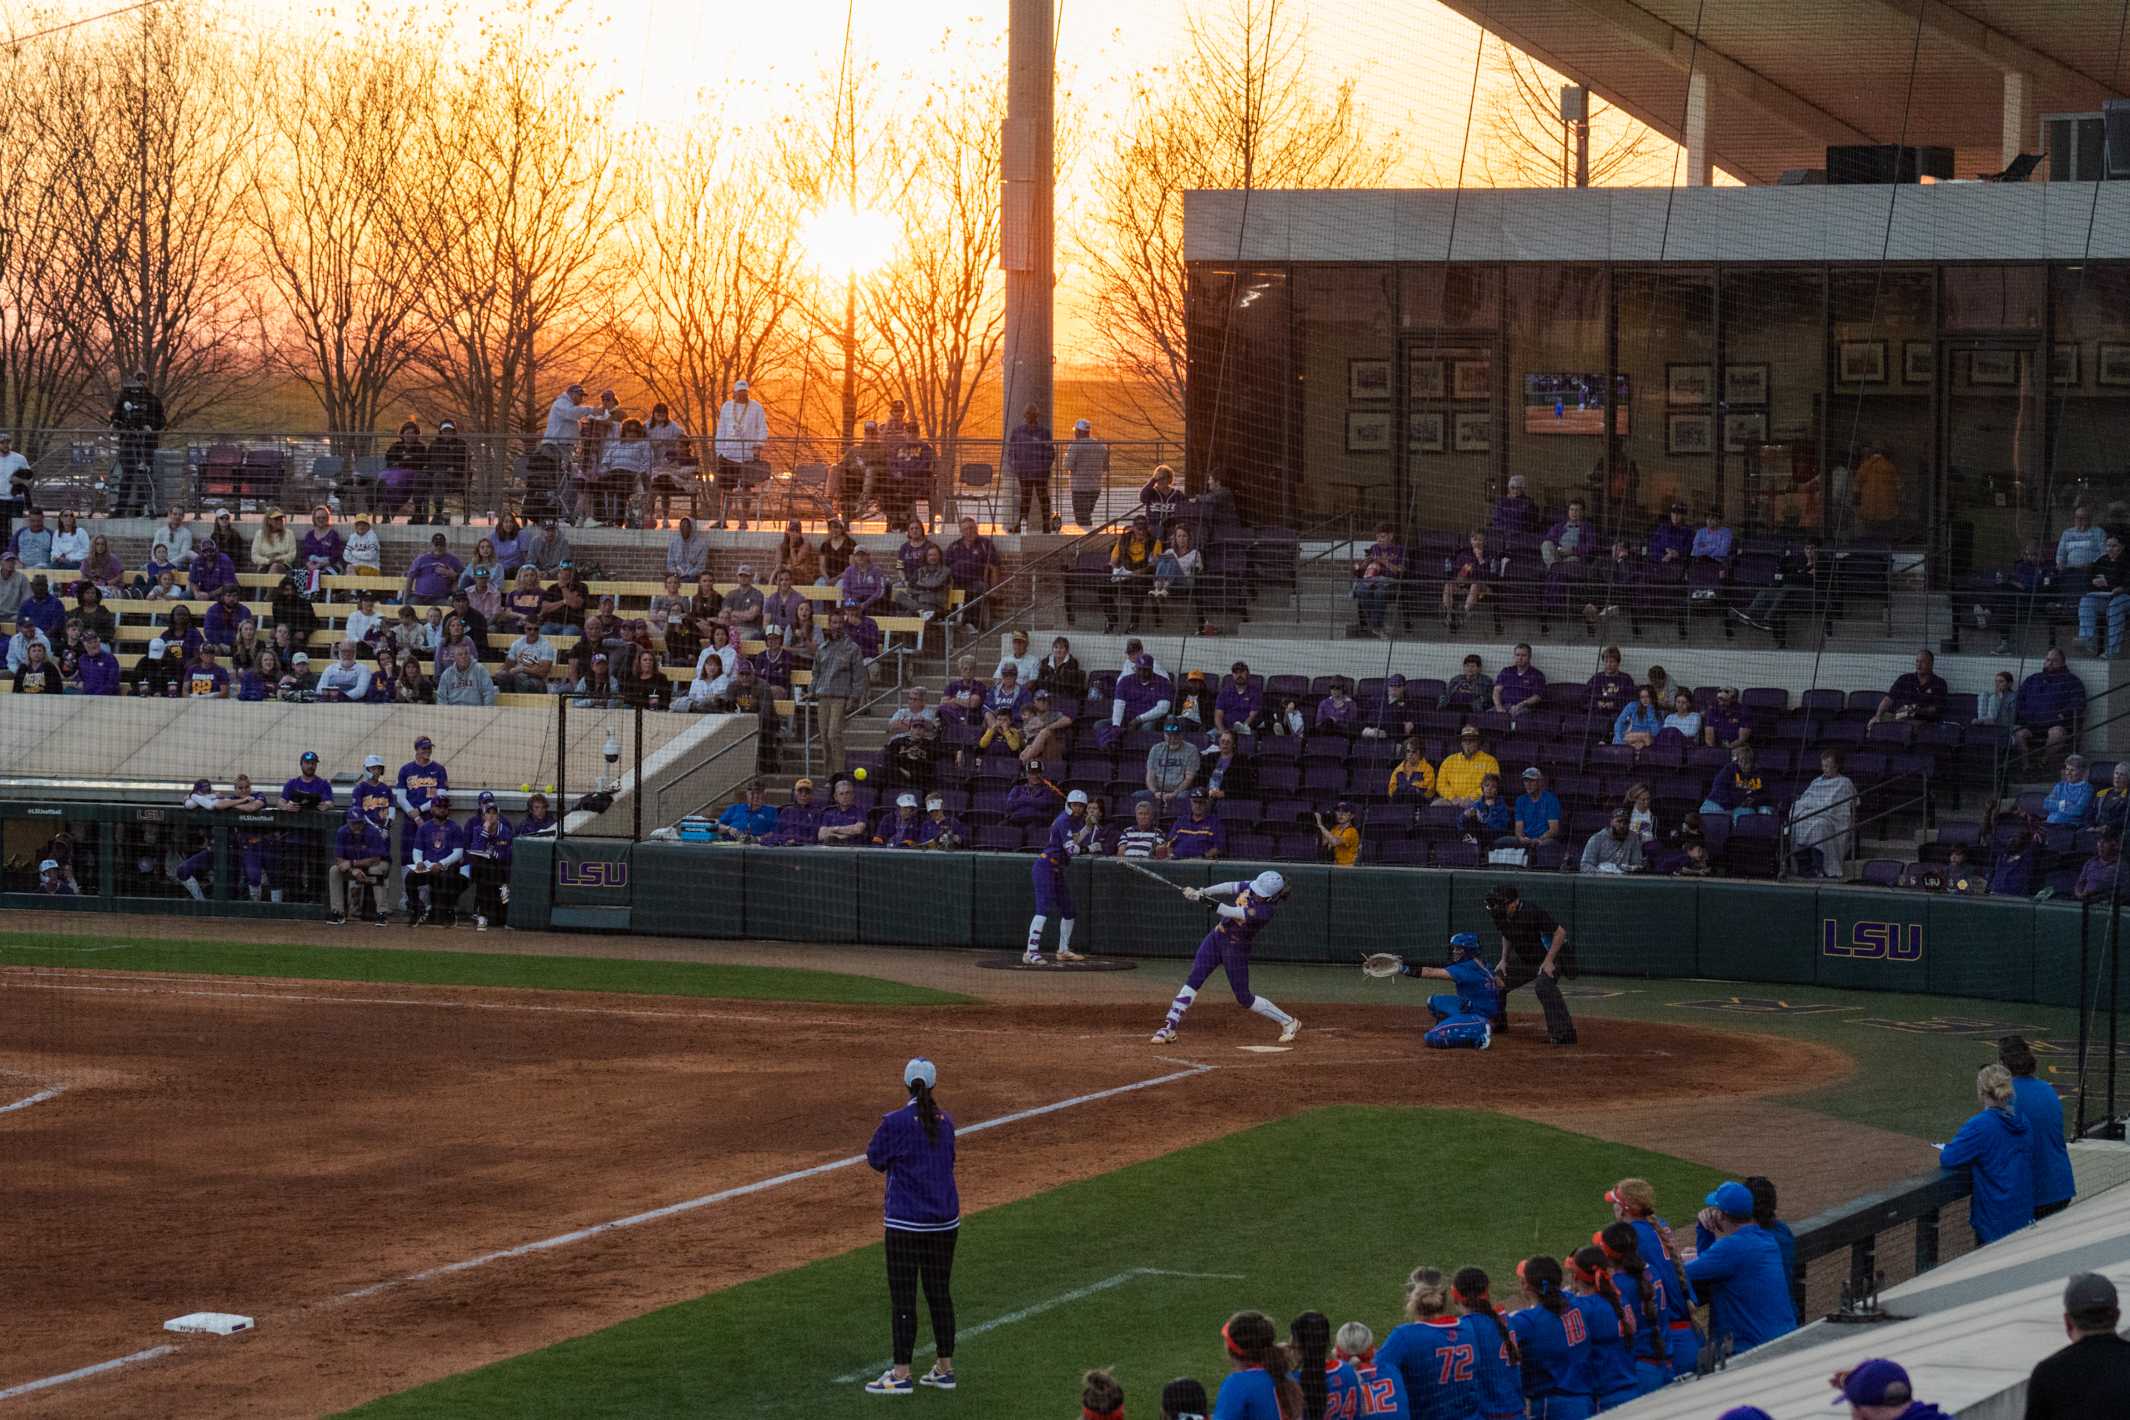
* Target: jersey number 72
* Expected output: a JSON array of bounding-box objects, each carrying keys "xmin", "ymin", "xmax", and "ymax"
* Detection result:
[{"xmin": 1436, "ymin": 1343, "xmax": 1475, "ymax": 1383}]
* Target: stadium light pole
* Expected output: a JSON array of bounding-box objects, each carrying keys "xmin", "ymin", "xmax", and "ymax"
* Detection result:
[{"xmin": 1001, "ymin": 0, "xmax": 1055, "ymax": 458}]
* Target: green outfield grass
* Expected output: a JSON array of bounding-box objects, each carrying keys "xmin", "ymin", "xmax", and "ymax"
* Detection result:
[
  {"xmin": 0, "ymin": 932, "xmax": 969, "ymax": 1007},
  {"xmin": 339, "ymin": 1107, "xmax": 1720, "ymax": 1420}
]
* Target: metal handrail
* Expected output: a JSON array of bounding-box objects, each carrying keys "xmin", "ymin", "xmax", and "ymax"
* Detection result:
[
  {"xmin": 646, "ymin": 720, "xmax": 763, "ymax": 828},
  {"xmin": 1787, "ymin": 1165, "xmax": 1971, "ymax": 1317}
]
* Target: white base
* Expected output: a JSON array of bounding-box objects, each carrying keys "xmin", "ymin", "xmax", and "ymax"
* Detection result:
[{"xmin": 163, "ymin": 1312, "xmax": 254, "ymax": 1336}]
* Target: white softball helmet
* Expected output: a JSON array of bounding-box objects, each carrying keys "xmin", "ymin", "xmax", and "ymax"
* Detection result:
[{"xmin": 1249, "ymin": 870, "xmax": 1288, "ymax": 900}]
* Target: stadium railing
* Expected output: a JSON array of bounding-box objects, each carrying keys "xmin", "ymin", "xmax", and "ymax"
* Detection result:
[{"xmin": 1788, "ymin": 1166, "xmax": 1971, "ymax": 1323}]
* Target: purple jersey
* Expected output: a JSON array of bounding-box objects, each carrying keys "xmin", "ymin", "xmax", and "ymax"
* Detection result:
[
  {"xmin": 1493, "ymin": 664, "xmax": 1545, "ymax": 707},
  {"xmin": 1215, "ymin": 885, "xmax": 1278, "ymax": 943},
  {"xmin": 815, "ymin": 805, "xmax": 869, "ymax": 844},
  {"xmin": 397, "ymin": 759, "xmax": 448, "ymax": 811},
  {"xmin": 1216, "ymin": 679, "xmax": 1261, "ymax": 725},
  {"xmin": 412, "ymin": 817, "xmax": 464, "ymax": 866},
  {"xmin": 353, "ymin": 780, "xmax": 394, "ymax": 827},
  {"xmin": 1039, "ymin": 809, "xmax": 1087, "ymax": 865},
  {"xmin": 1113, "ymin": 671, "xmax": 1173, "ymax": 724},
  {"xmin": 280, "ymin": 774, "xmax": 335, "ymax": 807},
  {"xmin": 466, "ymin": 817, "xmax": 513, "ymax": 864}
]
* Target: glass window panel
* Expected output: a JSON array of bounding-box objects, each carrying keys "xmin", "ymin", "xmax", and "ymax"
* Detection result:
[
  {"xmin": 1721, "ymin": 268, "xmax": 1826, "ymax": 538},
  {"xmin": 1616, "ymin": 269, "xmax": 1716, "ymax": 531},
  {"xmin": 2051, "ymin": 265, "xmax": 2130, "ymax": 520},
  {"xmin": 1828, "ymin": 268, "xmax": 1933, "ymax": 542},
  {"xmin": 1185, "ymin": 268, "xmax": 1291, "ymax": 520},
  {"xmin": 1501, "ymin": 267, "xmax": 1608, "ymax": 537},
  {"xmin": 1298, "ymin": 266, "xmax": 1396, "ymax": 523},
  {"xmin": 1402, "ymin": 265, "xmax": 1501, "ymax": 330}
]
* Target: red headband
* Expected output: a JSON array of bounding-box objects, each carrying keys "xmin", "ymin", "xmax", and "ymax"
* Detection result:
[
  {"xmin": 1221, "ymin": 1319, "xmax": 1248, "ymax": 1360},
  {"xmin": 1083, "ymin": 1408, "xmax": 1123, "ymax": 1420},
  {"xmin": 1592, "ymin": 1229, "xmax": 1629, "ymax": 1261}
]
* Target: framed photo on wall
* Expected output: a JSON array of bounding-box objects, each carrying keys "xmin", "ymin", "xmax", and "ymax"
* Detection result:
[
  {"xmin": 1837, "ymin": 341, "xmax": 1887, "ymax": 385},
  {"xmin": 1666, "ymin": 363, "xmax": 1713, "ymax": 406},
  {"xmin": 1450, "ymin": 359, "xmax": 1492, "ymax": 401},
  {"xmin": 1348, "ymin": 358, "xmax": 1392, "ymax": 401},
  {"xmin": 1408, "ymin": 357, "xmax": 1445, "ymax": 400},
  {"xmin": 1902, "ymin": 341, "xmax": 1935, "ymax": 385},
  {"xmin": 2100, "ymin": 343, "xmax": 2130, "ymax": 388},
  {"xmin": 2052, "ymin": 343, "xmax": 2081, "ymax": 388},
  {"xmin": 1451, "ymin": 410, "xmax": 1491, "ymax": 453},
  {"xmin": 1968, "ymin": 349, "xmax": 2019, "ymax": 387},
  {"xmin": 1666, "ymin": 412, "xmax": 1713, "ymax": 456},
  {"xmin": 1406, "ymin": 410, "xmax": 1446, "ymax": 454},
  {"xmin": 1722, "ymin": 364, "xmax": 1769, "ymax": 406},
  {"xmin": 1345, "ymin": 409, "xmax": 1392, "ymax": 453},
  {"xmin": 1723, "ymin": 411, "xmax": 1768, "ymax": 453}
]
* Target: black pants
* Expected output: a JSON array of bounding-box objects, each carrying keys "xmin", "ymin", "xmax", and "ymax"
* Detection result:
[
  {"xmin": 885, "ymin": 1226, "xmax": 957, "ymax": 1366},
  {"xmin": 1071, "ymin": 488, "xmax": 1099, "ymax": 528},
  {"xmin": 1497, "ymin": 956, "xmax": 1578, "ymax": 1041},
  {"xmin": 471, "ymin": 858, "xmax": 509, "ymax": 922},
  {"xmin": 407, "ymin": 867, "xmax": 463, "ymax": 921},
  {"xmin": 1015, "ymin": 476, "xmax": 1053, "ymax": 532},
  {"xmin": 2035, "ymin": 1198, "xmax": 2071, "ymax": 1221}
]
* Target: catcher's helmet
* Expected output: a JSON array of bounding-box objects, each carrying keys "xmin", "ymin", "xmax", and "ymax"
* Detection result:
[{"xmin": 1448, "ymin": 931, "xmax": 1480, "ymax": 958}]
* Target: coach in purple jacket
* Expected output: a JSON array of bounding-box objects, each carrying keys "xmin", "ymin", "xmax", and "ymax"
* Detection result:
[{"xmin": 863, "ymin": 1057, "xmax": 959, "ymax": 1396}]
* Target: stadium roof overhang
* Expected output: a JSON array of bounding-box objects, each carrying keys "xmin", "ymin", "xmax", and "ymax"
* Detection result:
[{"xmin": 1434, "ymin": 0, "xmax": 2127, "ymax": 184}]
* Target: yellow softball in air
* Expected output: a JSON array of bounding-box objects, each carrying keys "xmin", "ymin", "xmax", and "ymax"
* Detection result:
[
  {"xmin": 520, "ymin": 783, "xmax": 532, "ymax": 792},
  {"xmin": 545, "ymin": 783, "xmax": 556, "ymax": 793},
  {"xmin": 852, "ymin": 767, "xmax": 867, "ymax": 781}
]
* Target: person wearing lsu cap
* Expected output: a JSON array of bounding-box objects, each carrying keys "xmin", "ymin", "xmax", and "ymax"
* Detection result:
[
  {"xmin": 1682, "ymin": 1179, "xmax": 1796, "ymax": 1354},
  {"xmin": 1604, "ymin": 1178, "xmax": 1703, "ymax": 1375},
  {"xmin": 761, "ymin": 777, "xmax": 822, "ymax": 846},
  {"xmin": 1169, "ymin": 786, "xmax": 1226, "ymax": 861},
  {"xmin": 1999, "ymin": 1035, "xmax": 2077, "ymax": 1222},
  {"xmin": 404, "ymin": 791, "xmax": 465, "ymax": 926},
  {"xmin": 1828, "ymin": 1358, "xmax": 1949, "ymax": 1420},
  {"xmin": 1025, "ymin": 789, "xmax": 1096, "ymax": 964},
  {"xmin": 2027, "ymin": 1271, "xmax": 2130, "ymax": 1418},
  {"xmin": 861, "ymin": 1057, "xmax": 959, "ymax": 1396},
  {"xmin": 874, "ymin": 792, "xmax": 925, "ymax": 847}
]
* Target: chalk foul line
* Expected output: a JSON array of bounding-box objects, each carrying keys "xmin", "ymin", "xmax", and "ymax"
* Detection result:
[
  {"xmin": 0, "ymin": 1087, "xmax": 62, "ymax": 1116},
  {"xmin": 0, "ymin": 1346, "xmax": 175, "ymax": 1404},
  {"xmin": 336, "ymin": 1063, "xmax": 1217, "ymax": 1305},
  {"xmin": 832, "ymin": 1268, "xmax": 1247, "ymax": 1384}
]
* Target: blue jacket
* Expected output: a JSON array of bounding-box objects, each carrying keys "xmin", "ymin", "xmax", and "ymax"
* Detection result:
[
  {"xmin": 1941, "ymin": 1104, "xmax": 2035, "ymax": 1242},
  {"xmin": 1683, "ymin": 1224, "xmax": 1796, "ymax": 1352},
  {"xmin": 866, "ymin": 1101, "xmax": 958, "ymax": 1231},
  {"xmin": 2009, "ymin": 1074, "xmax": 2076, "ymax": 1208},
  {"xmin": 717, "ymin": 802, "xmax": 779, "ymax": 838},
  {"xmin": 2044, "ymin": 778, "xmax": 2096, "ymax": 825},
  {"xmin": 1613, "ymin": 702, "xmax": 1662, "ymax": 743}
]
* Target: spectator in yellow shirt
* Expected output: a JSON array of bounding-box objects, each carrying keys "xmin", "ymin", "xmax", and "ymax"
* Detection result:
[
  {"xmin": 1315, "ymin": 802, "xmax": 1361, "ymax": 866},
  {"xmin": 1387, "ymin": 737, "xmax": 1436, "ymax": 801},
  {"xmin": 1435, "ymin": 725, "xmax": 1502, "ymax": 805}
]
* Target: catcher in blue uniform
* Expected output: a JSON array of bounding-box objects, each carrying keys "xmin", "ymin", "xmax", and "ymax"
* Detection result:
[{"xmin": 1362, "ymin": 932, "xmax": 1502, "ymax": 1049}]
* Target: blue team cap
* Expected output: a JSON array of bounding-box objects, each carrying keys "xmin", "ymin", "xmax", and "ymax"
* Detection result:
[
  {"xmin": 1705, "ymin": 1180, "xmax": 1756, "ymax": 1218},
  {"xmin": 1836, "ymin": 1360, "xmax": 1911, "ymax": 1407},
  {"xmin": 300, "ymin": 750, "xmax": 318, "ymax": 763}
]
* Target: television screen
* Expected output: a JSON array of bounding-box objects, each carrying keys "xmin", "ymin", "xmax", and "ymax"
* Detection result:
[{"xmin": 1523, "ymin": 373, "xmax": 1629, "ymax": 435}]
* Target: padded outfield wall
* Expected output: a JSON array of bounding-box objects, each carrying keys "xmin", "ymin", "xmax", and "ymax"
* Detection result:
[{"xmin": 514, "ymin": 840, "xmax": 2095, "ymax": 1009}]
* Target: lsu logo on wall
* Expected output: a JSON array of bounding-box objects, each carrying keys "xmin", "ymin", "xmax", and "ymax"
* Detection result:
[
  {"xmin": 558, "ymin": 859, "xmax": 630, "ymax": 889},
  {"xmin": 1822, "ymin": 918, "xmax": 1923, "ymax": 962}
]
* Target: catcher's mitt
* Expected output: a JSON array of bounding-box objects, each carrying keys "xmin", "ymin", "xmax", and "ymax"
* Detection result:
[{"xmin": 1360, "ymin": 951, "xmax": 1406, "ymax": 979}]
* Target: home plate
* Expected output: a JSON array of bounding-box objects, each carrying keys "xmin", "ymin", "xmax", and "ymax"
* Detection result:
[
  {"xmin": 164, "ymin": 1312, "xmax": 254, "ymax": 1336},
  {"xmin": 1237, "ymin": 1045, "xmax": 1293, "ymax": 1053}
]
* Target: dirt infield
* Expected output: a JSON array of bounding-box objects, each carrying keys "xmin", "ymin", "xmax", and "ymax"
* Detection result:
[{"xmin": 2, "ymin": 961, "xmax": 1866, "ymax": 1418}]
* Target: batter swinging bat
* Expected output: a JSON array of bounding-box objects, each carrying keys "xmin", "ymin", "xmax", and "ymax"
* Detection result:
[{"xmin": 1117, "ymin": 856, "xmax": 1207, "ymax": 902}]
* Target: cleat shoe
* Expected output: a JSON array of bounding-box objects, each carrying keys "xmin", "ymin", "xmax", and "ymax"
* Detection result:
[
  {"xmin": 864, "ymin": 1371, "xmax": 913, "ymax": 1396},
  {"xmin": 1150, "ymin": 1026, "xmax": 1177, "ymax": 1043},
  {"xmin": 373, "ymin": 913, "xmax": 389, "ymax": 926},
  {"xmin": 329, "ymin": 912, "xmax": 346, "ymax": 926},
  {"xmin": 1055, "ymin": 947, "xmax": 1087, "ymax": 962},
  {"xmin": 476, "ymin": 915, "xmax": 490, "ymax": 931},
  {"xmin": 917, "ymin": 1366, "xmax": 956, "ymax": 1390},
  {"xmin": 1022, "ymin": 951, "xmax": 1044, "ymax": 966},
  {"xmin": 1478, "ymin": 1025, "xmax": 1492, "ymax": 1050},
  {"xmin": 1279, "ymin": 1018, "xmax": 1302, "ymax": 1044}
]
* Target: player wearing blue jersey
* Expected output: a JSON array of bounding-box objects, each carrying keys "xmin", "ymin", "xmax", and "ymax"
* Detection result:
[
  {"xmin": 1452, "ymin": 1268, "xmax": 1526, "ymax": 1420},
  {"xmin": 1593, "ymin": 1223, "xmax": 1672, "ymax": 1398},
  {"xmin": 1289, "ymin": 1312, "xmax": 1362, "ymax": 1420},
  {"xmin": 1395, "ymin": 932, "xmax": 1503, "ymax": 1049},
  {"xmin": 1565, "ymin": 1247, "xmax": 1637, "ymax": 1410},
  {"xmin": 1151, "ymin": 870, "xmax": 1299, "ymax": 1044},
  {"xmin": 1026, "ymin": 789, "xmax": 1096, "ymax": 965},
  {"xmin": 1375, "ymin": 1267, "xmax": 1479, "ymax": 1420},
  {"xmin": 1509, "ymin": 1256, "xmax": 1595, "ymax": 1420},
  {"xmin": 1605, "ymin": 1178, "xmax": 1701, "ymax": 1376},
  {"xmin": 1213, "ymin": 1311, "xmax": 1301, "ymax": 1420},
  {"xmin": 1332, "ymin": 1322, "xmax": 1411, "ymax": 1420}
]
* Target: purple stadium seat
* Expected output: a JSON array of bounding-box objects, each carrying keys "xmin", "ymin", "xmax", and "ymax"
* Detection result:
[
  {"xmin": 1263, "ymin": 798, "xmax": 1313, "ymax": 827},
  {"xmin": 1800, "ymin": 689, "xmax": 1843, "ymax": 717},
  {"xmin": 1303, "ymin": 764, "xmax": 1347, "ymax": 795},
  {"xmin": 975, "ymin": 825, "xmax": 1025, "ymax": 852},
  {"xmin": 1725, "ymin": 815, "xmax": 1782, "ymax": 878},
  {"xmin": 1256, "ymin": 763, "xmax": 1302, "ymax": 795},
  {"xmin": 1859, "ymin": 859, "xmax": 1907, "ymax": 887},
  {"xmin": 1370, "ymin": 837, "xmax": 1428, "ymax": 866},
  {"xmin": 1229, "ymin": 831, "xmax": 1277, "ymax": 860},
  {"xmin": 1220, "ymin": 798, "xmax": 1263, "ymax": 824},
  {"xmin": 1432, "ymin": 841, "xmax": 1481, "ymax": 869},
  {"xmin": 1742, "ymin": 687, "xmax": 1789, "ymax": 714},
  {"xmin": 1256, "ymin": 737, "xmax": 1302, "ymax": 763}
]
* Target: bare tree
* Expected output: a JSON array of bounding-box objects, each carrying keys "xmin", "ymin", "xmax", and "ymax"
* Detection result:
[
  {"xmin": 392, "ymin": 19, "xmax": 632, "ymax": 438},
  {"xmin": 0, "ymin": 34, "xmax": 102, "ymax": 449},
  {"xmin": 611, "ymin": 128, "xmax": 811, "ymax": 445},
  {"xmin": 1478, "ymin": 47, "xmax": 1670, "ymax": 189},
  {"xmin": 244, "ymin": 16, "xmax": 435, "ymax": 444},
  {"xmin": 1078, "ymin": 0, "xmax": 1398, "ymax": 437},
  {"xmin": 40, "ymin": 6, "xmax": 261, "ymax": 425},
  {"xmin": 862, "ymin": 61, "xmax": 1009, "ymax": 468}
]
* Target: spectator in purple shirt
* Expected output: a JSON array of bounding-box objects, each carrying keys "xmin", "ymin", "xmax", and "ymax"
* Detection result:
[
  {"xmin": 2014, "ymin": 647, "xmax": 2087, "ymax": 763},
  {"xmin": 1689, "ymin": 508, "xmax": 1735, "ymax": 564},
  {"xmin": 1703, "ymin": 686, "xmax": 1749, "ymax": 747},
  {"xmin": 1542, "ymin": 498, "xmax": 1596, "ymax": 567},
  {"xmin": 2075, "ymin": 830, "xmax": 2125, "ymax": 902},
  {"xmin": 1493, "ymin": 642, "xmax": 1545, "ymax": 718},
  {"xmin": 1005, "ymin": 761, "xmax": 1064, "ymax": 826},
  {"xmin": 403, "ymin": 533, "xmax": 464, "ymax": 605},
  {"xmin": 816, "ymin": 778, "xmax": 871, "ymax": 845},
  {"xmin": 1165, "ymin": 789, "xmax": 1225, "ymax": 860},
  {"xmin": 1350, "ymin": 524, "xmax": 1404, "ymax": 635},
  {"xmin": 896, "ymin": 521, "xmax": 939, "ymax": 583},
  {"xmin": 17, "ymin": 574, "xmax": 65, "ymax": 641},
  {"xmin": 188, "ymin": 540, "xmax": 238, "ymax": 597},
  {"xmin": 979, "ymin": 665, "xmax": 1028, "ymax": 752},
  {"xmin": 1647, "ymin": 503, "xmax": 1694, "ymax": 564},
  {"xmin": 1873, "ymin": 649, "xmax": 1948, "ymax": 726},
  {"xmin": 299, "ymin": 508, "xmax": 345, "ymax": 572},
  {"xmin": 837, "ymin": 547, "xmax": 889, "ymax": 614},
  {"xmin": 1101, "ymin": 654, "xmax": 1174, "ymax": 750},
  {"xmin": 760, "ymin": 780, "xmax": 823, "ymax": 845},
  {"xmin": 1490, "ymin": 473, "xmax": 1539, "ymax": 538},
  {"xmin": 1215, "ymin": 661, "xmax": 1263, "ymax": 738},
  {"xmin": 943, "ymin": 518, "xmax": 1000, "ymax": 623},
  {"xmin": 75, "ymin": 628, "xmax": 121, "ymax": 694},
  {"xmin": 1586, "ymin": 645, "xmax": 1635, "ymax": 718},
  {"xmin": 203, "ymin": 583, "xmax": 254, "ymax": 651},
  {"xmin": 1314, "ymin": 682, "xmax": 1359, "ymax": 738}
]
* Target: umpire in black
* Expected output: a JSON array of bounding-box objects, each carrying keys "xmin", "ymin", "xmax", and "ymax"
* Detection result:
[{"xmin": 1484, "ymin": 883, "xmax": 1578, "ymax": 1045}]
